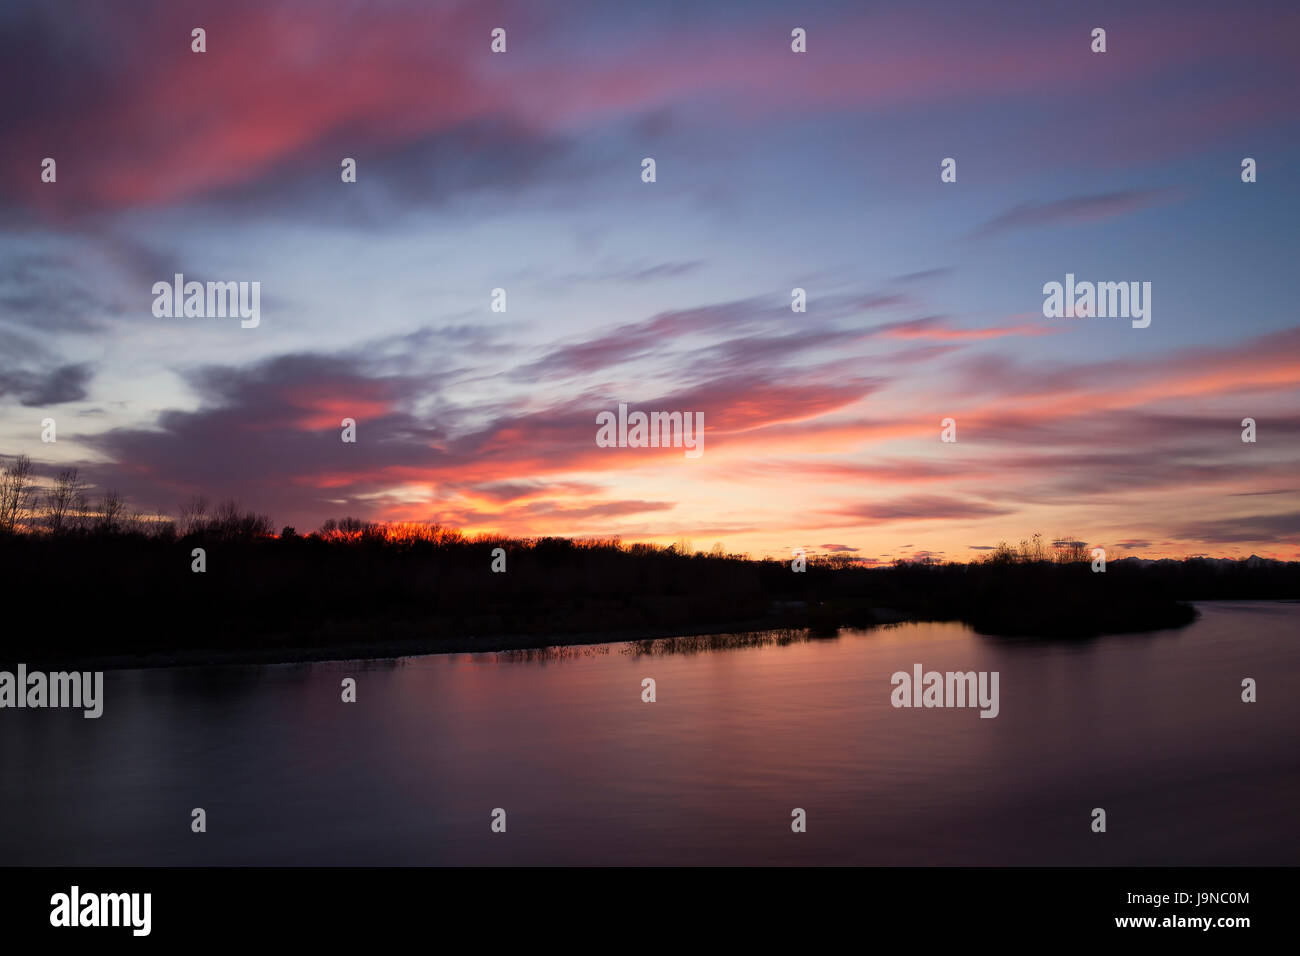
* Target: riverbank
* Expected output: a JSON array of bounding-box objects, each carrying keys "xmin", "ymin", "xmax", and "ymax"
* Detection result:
[
  {"xmin": 17, "ymin": 598, "xmax": 1189, "ymax": 672},
  {"xmin": 3, "ymin": 529, "xmax": 1287, "ymax": 669},
  {"xmin": 47, "ymin": 616, "xmax": 798, "ymax": 671}
]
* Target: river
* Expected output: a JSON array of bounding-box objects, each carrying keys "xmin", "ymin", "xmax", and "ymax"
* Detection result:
[{"xmin": 2, "ymin": 601, "xmax": 1296, "ymax": 865}]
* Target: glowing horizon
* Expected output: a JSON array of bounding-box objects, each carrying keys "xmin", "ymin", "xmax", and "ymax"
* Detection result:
[{"xmin": 1, "ymin": 0, "xmax": 1298, "ymax": 562}]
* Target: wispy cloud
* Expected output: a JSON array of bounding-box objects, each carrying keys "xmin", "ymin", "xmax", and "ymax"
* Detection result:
[{"xmin": 970, "ymin": 190, "xmax": 1172, "ymax": 238}]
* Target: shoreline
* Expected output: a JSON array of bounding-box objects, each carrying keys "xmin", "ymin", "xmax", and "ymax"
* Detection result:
[
  {"xmin": 4, "ymin": 533, "xmax": 1283, "ymax": 672},
  {"xmin": 16, "ymin": 604, "xmax": 1229, "ymax": 672},
  {"xmin": 39, "ymin": 614, "xmax": 826, "ymax": 672}
]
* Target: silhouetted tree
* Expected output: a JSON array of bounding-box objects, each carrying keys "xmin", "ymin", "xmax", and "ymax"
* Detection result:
[
  {"xmin": 45, "ymin": 468, "xmax": 85, "ymax": 534},
  {"xmin": 95, "ymin": 490, "xmax": 126, "ymax": 533},
  {"xmin": 0, "ymin": 455, "xmax": 34, "ymax": 533},
  {"xmin": 179, "ymin": 495, "xmax": 208, "ymax": 536}
]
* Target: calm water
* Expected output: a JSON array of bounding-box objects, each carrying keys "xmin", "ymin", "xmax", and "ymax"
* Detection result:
[{"xmin": 3, "ymin": 601, "xmax": 1297, "ymax": 865}]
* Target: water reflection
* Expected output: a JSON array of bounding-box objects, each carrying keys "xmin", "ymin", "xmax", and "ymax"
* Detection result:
[{"xmin": 1, "ymin": 602, "xmax": 1296, "ymax": 866}]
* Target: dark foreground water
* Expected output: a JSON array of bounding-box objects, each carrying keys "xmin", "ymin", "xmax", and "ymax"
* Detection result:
[{"xmin": 2, "ymin": 601, "xmax": 1297, "ymax": 865}]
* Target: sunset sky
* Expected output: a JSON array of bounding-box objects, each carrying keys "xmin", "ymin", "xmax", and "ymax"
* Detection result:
[{"xmin": 2, "ymin": 0, "xmax": 1298, "ymax": 561}]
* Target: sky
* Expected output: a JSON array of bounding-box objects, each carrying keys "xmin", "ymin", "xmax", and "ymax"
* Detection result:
[{"xmin": 1, "ymin": 0, "xmax": 1298, "ymax": 561}]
